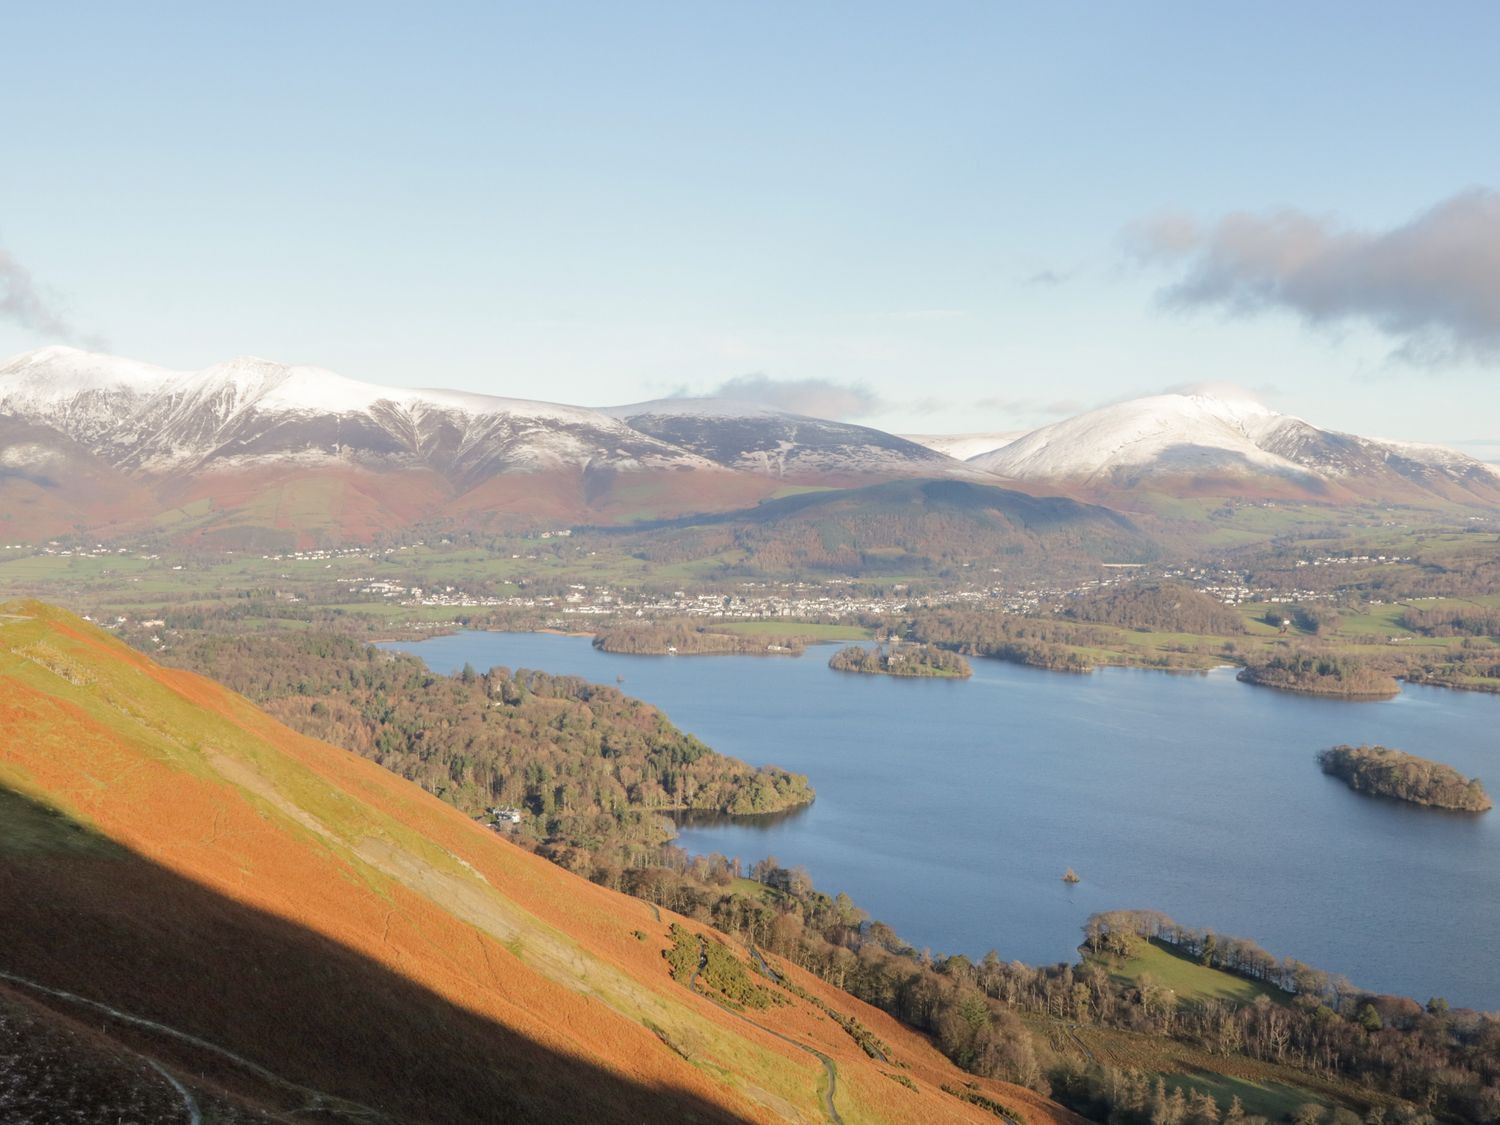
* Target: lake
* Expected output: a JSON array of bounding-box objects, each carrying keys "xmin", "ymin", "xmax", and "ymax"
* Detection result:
[{"xmin": 384, "ymin": 631, "xmax": 1500, "ymax": 1011}]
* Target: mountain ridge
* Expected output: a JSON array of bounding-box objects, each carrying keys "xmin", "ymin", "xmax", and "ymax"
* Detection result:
[
  {"xmin": 2, "ymin": 345, "xmax": 1495, "ymax": 546},
  {"xmin": 967, "ymin": 391, "xmax": 1500, "ymax": 505}
]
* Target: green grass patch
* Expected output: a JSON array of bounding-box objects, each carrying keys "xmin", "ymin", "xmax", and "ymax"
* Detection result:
[
  {"xmin": 1101, "ymin": 938, "xmax": 1289, "ymax": 1006},
  {"xmin": 1167, "ymin": 1070, "xmax": 1339, "ymax": 1122}
]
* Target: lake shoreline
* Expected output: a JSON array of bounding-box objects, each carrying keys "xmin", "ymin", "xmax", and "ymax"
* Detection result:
[{"xmin": 384, "ymin": 631, "xmax": 1500, "ymax": 1010}]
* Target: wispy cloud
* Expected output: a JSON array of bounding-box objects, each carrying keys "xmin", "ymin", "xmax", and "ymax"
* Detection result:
[
  {"xmin": 1024, "ymin": 268, "xmax": 1070, "ymax": 287},
  {"xmin": 1127, "ymin": 188, "xmax": 1500, "ymax": 364},
  {"xmin": 683, "ymin": 373, "xmax": 886, "ymax": 419},
  {"xmin": 0, "ymin": 244, "xmax": 98, "ymax": 346}
]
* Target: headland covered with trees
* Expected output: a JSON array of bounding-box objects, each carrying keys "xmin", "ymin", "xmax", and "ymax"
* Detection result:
[
  {"xmin": 828, "ymin": 642, "xmax": 972, "ymax": 678},
  {"xmin": 1237, "ymin": 653, "xmax": 1400, "ymax": 698},
  {"xmin": 1318, "ymin": 745, "xmax": 1492, "ymax": 812},
  {"xmin": 168, "ymin": 631, "xmax": 814, "ymax": 871},
  {"xmin": 592, "ymin": 622, "xmax": 809, "ymax": 656}
]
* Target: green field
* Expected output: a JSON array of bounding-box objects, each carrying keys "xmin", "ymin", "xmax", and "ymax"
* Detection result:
[
  {"xmin": 718, "ymin": 620, "xmax": 873, "ymax": 641},
  {"xmin": 1098, "ymin": 938, "xmax": 1290, "ymax": 1006}
]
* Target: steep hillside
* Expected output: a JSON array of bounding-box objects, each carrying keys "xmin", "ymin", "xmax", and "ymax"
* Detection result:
[{"xmin": 0, "ymin": 602, "xmax": 1079, "ymax": 1124}]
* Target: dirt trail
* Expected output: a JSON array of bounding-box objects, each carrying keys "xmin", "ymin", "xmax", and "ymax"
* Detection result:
[
  {"xmin": 750, "ymin": 946, "xmax": 889, "ymax": 1065},
  {"xmin": 0, "ymin": 967, "xmax": 383, "ymax": 1122},
  {"xmin": 144, "ymin": 1057, "xmax": 202, "ymax": 1125},
  {"xmin": 688, "ymin": 947, "xmax": 843, "ymax": 1125}
]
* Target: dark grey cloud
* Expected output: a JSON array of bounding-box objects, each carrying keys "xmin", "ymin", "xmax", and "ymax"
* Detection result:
[
  {"xmin": 0, "ymin": 246, "xmax": 94, "ymax": 344},
  {"xmin": 696, "ymin": 373, "xmax": 885, "ymax": 419},
  {"xmin": 1128, "ymin": 189, "xmax": 1500, "ymax": 364}
]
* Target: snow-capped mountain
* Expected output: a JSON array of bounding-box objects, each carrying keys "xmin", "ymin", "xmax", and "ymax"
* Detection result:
[
  {"xmin": 601, "ymin": 397, "xmax": 965, "ymax": 478},
  {"xmin": 0, "ymin": 348, "xmax": 972, "ymax": 543},
  {"xmin": 0, "ymin": 347, "xmax": 717, "ymax": 480},
  {"xmin": 966, "ymin": 391, "xmax": 1500, "ymax": 504}
]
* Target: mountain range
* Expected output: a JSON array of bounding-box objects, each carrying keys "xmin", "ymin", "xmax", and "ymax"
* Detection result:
[{"xmin": 0, "ymin": 345, "xmax": 1494, "ymax": 546}]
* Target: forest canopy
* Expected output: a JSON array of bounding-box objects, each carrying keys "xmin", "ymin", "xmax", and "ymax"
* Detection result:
[
  {"xmin": 828, "ymin": 643, "xmax": 972, "ymax": 678},
  {"xmin": 165, "ymin": 632, "xmax": 813, "ymax": 866},
  {"xmin": 1064, "ymin": 581, "xmax": 1246, "ymax": 635}
]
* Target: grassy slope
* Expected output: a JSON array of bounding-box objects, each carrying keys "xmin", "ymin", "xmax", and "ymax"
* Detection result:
[
  {"xmin": 0, "ymin": 600, "xmax": 1079, "ymax": 1125},
  {"xmin": 1066, "ymin": 939, "xmax": 1380, "ymax": 1120},
  {"xmin": 1098, "ymin": 938, "xmax": 1288, "ymax": 1006}
]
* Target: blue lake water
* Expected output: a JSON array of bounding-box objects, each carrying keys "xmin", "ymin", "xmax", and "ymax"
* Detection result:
[{"xmin": 385, "ymin": 631, "xmax": 1500, "ymax": 1011}]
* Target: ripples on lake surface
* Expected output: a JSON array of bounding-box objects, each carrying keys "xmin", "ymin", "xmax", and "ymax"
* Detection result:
[{"xmin": 385, "ymin": 631, "xmax": 1500, "ymax": 1010}]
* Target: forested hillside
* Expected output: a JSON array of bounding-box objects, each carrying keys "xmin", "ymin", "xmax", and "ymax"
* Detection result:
[
  {"xmin": 1064, "ymin": 582, "xmax": 1246, "ymax": 634},
  {"xmin": 167, "ymin": 632, "xmax": 811, "ymax": 869}
]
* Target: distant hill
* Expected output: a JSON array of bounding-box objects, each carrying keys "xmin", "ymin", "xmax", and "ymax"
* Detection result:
[
  {"xmin": 0, "ymin": 602, "xmax": 1078, "ymax": 1124},
  {"xmin": 603, "ymin": 397, "xmax": 969, "ymax": 480},
  {"xmin": 966, "ymin": 391, "xmax": 1500, "ymax": 507},
  {"xmin": 602, "ymin": 478, "xmax": 1150, "ymax": 577}
]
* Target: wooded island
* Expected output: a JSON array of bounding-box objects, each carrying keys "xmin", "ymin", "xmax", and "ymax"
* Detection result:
[
  {"xmin": 1318, "ymin": 744, "xmax": 1491, "ymax": 812},
  {"xmin": 829, "ymin": 643, "xmax": 972, "ymax": 679}
]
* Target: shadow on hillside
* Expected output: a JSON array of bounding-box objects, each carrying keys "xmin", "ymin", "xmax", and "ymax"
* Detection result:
[{"xmin": 0, "ymin": 786, "xmax": 745, "ymax": 1124}]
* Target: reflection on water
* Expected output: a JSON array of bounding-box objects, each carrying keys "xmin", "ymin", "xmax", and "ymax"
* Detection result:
[{"xmin": 670, "ymin": 803, "xmax": 815, "ymax": 831}]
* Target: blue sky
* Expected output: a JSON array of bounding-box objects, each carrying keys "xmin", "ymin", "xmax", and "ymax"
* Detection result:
[{"xmin": 3, "ymin": 2, "xmax": 1498, "ymax": 449}]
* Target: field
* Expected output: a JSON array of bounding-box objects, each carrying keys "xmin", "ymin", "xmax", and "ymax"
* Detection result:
[
  {"xmin": 719, "ymin": 620, "xmax": 873, "ymax": 641},
  {"xmin": 1095, "ymin": 938, "xmax": 1289, "ymax": 1006},
  {"xmin": 1038, "ymin": 1018, "xmax": 1387, "ymax": 1122}
]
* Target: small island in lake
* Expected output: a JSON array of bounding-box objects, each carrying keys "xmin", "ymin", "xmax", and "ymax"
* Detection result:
[
  {"xmin": 1318, "ymin": 744, "xmax": 1492, "ymax": 812},
  {"xmin": 1237, "ymin": 651, "xmax": 1398, "ymax": 698},
  {"xmin": 828, "ymin": 643, "xmax": 972, "ymax": 679},
  {"xmin": 594, "ymin": 623, "xmax": 808, "ymax": 656}
]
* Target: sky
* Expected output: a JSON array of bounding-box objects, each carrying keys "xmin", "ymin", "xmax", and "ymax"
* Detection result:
[{"xmin": 3, "ymin": 2, "xmax": 1499, "ymax": 453}]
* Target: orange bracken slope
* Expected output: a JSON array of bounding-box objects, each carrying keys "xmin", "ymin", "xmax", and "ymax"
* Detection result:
[{"xmin": 0, "ymin": 602, "xmax": 1085, "ymax": 1124}]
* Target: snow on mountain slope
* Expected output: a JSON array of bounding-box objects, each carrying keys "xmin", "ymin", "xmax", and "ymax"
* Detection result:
[
  {"xmin": 603, "ymin": 396, "xmax": 967, "ymax": 477},
  {"xmin": 0, "ymin": 345, "xmax": 176, "ymax": 404},
  {"xmin": 0, "ymin": 347, "xmax": 721, "ymax": 479},
  {"xmin": 970, "ymin": 393, "xmax": 1301, "ymax": 480},
  {"xmin": 0, "ymin": 346, "xmax": 180, "ymax": 446},
  {"xmin": 968, "ymin": 390, "xmax": 1500, "ymax": 502},
  {"xmin": 900, "ymin": 431, "xmax": 1027, "ymax": 461}
]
